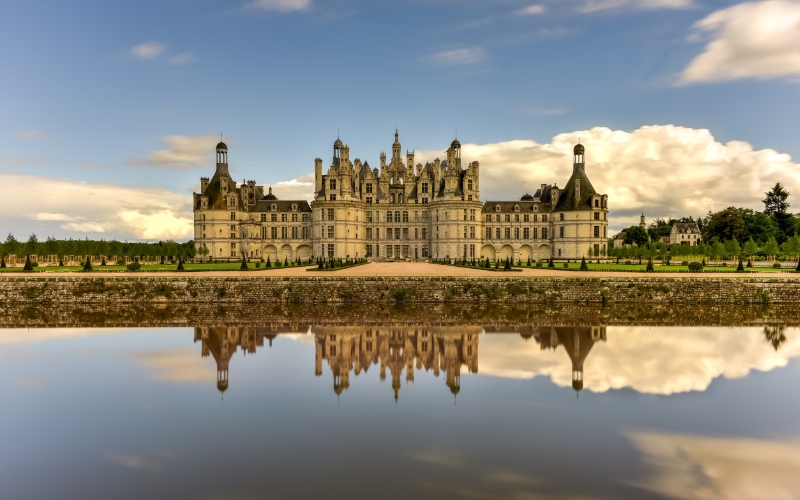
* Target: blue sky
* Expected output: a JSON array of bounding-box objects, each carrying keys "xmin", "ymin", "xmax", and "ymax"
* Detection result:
[{"xmin": 2, "ymin": 0, "xmax": 800, "ymax": 240}]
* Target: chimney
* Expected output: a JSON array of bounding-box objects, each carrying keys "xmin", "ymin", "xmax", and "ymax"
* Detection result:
[{"xmin": 315, "ymin": 158, "xmax": 323, "ymax": 195}]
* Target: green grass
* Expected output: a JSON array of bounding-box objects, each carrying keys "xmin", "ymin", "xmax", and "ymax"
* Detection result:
[
  {"xmin": 0, "ymin": 262, "xmax": 314, "ymax": 273},
  {"xmin": 514, "ymin": 262, "xmax": 793, "ymax": 273}
]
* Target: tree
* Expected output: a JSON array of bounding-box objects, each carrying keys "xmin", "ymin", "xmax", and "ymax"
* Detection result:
[
  {"xmin": 703, "ymin": 207, "xmax": 744, "ymax": 243},
  {"xmin": 580, "ymin": 256, "xmax": 588, "ymax": 271},
  {"xmin": 743, "ymin": 238, "xmax": 759, "ymax": 260},
  {"xmin": 763, "ymin": 183, "xmax": 794, "ymax": 243},
  {"xmin": 623, "ymin": 226, "xmax": 649, "ymax": 246},
  {"xmin": 724, "ymin": 239, "xmax": 741, "ymax": 260},
  {"xmin": 740, "ymin": 208, "xmax": 778, "ymax": 244},
  {"xmin": 764, "ymin": 326, "xmax": 786, "ymax": 351},
  {"xmin": 781, "ymin": 234, "xmax": 800, "ymax": 262},
  {"xmin": 647, "ymin": 218, "xmax": 672, "ymax": 241},
  {"xmin": 763, "ymin": 237, "xmax": 780, "ymax": 263},
  {"xmin": 711, "ymin": 241, "xmax": 725, "ymax": 262},
  {"xmin": 4, "ymin": 233, "xmax": 20, "ymax": 257}
]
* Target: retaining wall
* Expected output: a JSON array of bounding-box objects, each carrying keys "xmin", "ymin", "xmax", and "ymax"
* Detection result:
[{"xmin": 1, "ymin": 276, "xmax": 796, "ymax": 305}]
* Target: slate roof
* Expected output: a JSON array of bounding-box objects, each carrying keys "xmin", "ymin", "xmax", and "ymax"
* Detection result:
[
  {"xmin": 251, "ymin": 199, "xmax": 312, "ymax": 212},
  {"xmin": 553, "ymin": 167, "xmax": 598, "ymax": 212}
]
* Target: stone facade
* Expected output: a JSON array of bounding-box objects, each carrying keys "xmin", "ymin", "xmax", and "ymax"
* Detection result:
[
  {"xmin": 193, "ymin": 133, "xmax": 609, "ymax": 262},
  {"xmin": 670, "ymin": 222, "xmax": 701, "ymax": 246}
]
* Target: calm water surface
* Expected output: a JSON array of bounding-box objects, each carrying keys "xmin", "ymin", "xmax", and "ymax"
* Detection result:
[{"xmin": 2, "ymin": 312, "xmax": 799, "ymax": 500}]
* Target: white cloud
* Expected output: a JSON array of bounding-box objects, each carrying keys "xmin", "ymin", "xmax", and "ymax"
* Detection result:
[
  {"xmin": 0, "ymin": 173, "xmax": 192, "ymax": 240},
  {"xmin": 680, "ymin": 1, "xmax": 800, "ymax": 84},
  {"xmin": 270, "ymin": 173, "xmax": 315, "ymax": 201},
  {"xmin": 127, "ymin": 134, "xmax": 218, "ymax": 170},
  {"xmin": 0, "ymin": 328, "xmax": 123, "ymax": 346},
  {"xmin": 627, "ymin": 432, "xmax": 800, "ymax": 500},
  {"xmin": 130, "ymin": 41, "xmax": 166, "ymax": 60},
  {"xmin": 247, "ymin": 0, "xmax": 311, "ymax": 12},
  {"xmin": 425, "ymin": 46, "xmax": 488, "ymax": 66},
  {"xmin": 415, "ymin": 125, "xmax": 800, "ymax": 231},
  {"xmin": 170, "ymin": 52, "xmax": 196, "ymax": 65},
  {"xmin": 578, "ymin": 0, "xmax": 692, "ymax": 12},
  {"xmin": 478, "ymin": 326, "xmax": 800, "ymax": 395},
  {"xmin": 515, "ymin": 4, "xmax": 545, "ymax": 15}
]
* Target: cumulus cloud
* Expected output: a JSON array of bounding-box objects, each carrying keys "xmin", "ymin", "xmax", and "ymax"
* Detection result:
[
  {"xmin": 578, "ymin": 0, "xmax": 692, "ymax": 12},
  {"xmin": 270, "ymin": 173, "xmax": 315, "ymax": 201},
  {"xmin": 425, "ymin": 46, "xmax": 488, "ymax": 66},
  {"xmin": 515, "ymin": 4, "xmax": 545, "ymax": 15},
  {"xmin": 248, "ymin": 0, "xmax": 311, "ymax": 12},
  {"xmin": 131, "ymin": 349, "xmax": 215, "ymax": 383},
  {"xmin": 127, "ymin": 134, "xmax": 218, "ymax": 170},
  {"xmin": 416, "ymin": 125, "xmax": 800, "ymax": 231},
  {"xmin": 478, "ymin": 326, "xmax": 800, "ymax": 395},
  {"xmin": 130, "ymin": 41, "xmax": 166, "ymax": 60},
  {"xmin": 680, "ymin": 1, "xmax": 800, "ymax": 84},
  {"xmin": 0, "ymin": 173, "xmax": 193, "ymax": 240},
  {"xmin": 628, "ymin": 432, "xmax": 800, "ymax": 499}
]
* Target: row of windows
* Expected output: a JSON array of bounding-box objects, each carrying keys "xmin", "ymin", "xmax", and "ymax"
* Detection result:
[
  {"xmin": 361, "ymin": 227, "xmax": 431, "ymax": 240},
  {"xmin": 364, "ymin": 244, "xmax": 429, "ymax": 259},
  {"xmin": 487, "ymin": 214, "xmax": 549, "ymax": 223},
  {"xmin": 485, "ymin": 226, "xmax": 607, "ymax": 239}
]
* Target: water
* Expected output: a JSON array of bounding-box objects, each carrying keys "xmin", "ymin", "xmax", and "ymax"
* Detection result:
[{"xmin": 2, "ymin": 305, "xmax": 799, "ymax": 500}]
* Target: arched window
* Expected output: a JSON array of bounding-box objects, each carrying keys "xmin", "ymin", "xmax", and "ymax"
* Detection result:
[
  {"xmin": 394, "ymin": 211, "xmax": 401, "ymax": 223},
  {"xmin": 402, "ymin": 211, "xmax": 409, "ymax": 223},
  {"xmin": 399, "ymin": 194, "xmax": 404, "ymax": 204},
  {"xmin": 387, "ymin": 211, "xmax": 392, "ymax": 222},
  {"xmin": 391, "ymin": 193, "xmax": 395, "ymax": 203}
]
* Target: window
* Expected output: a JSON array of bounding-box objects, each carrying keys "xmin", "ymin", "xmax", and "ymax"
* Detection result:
[
  {"xmin": 392, "ymin": 211, "xmax": 399, "ymax": 223},
  {"xmin": 542, "ymin": 215, "xmax": 548, "ymax": 223},
  {"xmin": 464, "ymin": 226, "xmax": 467, "ymax": 238},
  {"xmin": 595, "ymin": 199, "xmax": 599, "ymax": 207},
  {"xmin": 559, "ymin": 226, "xmax": 564, "ymax": 238},
  {"xmin": 486, "ymin": 214, "xmax": 492, "ymax": 222},
  {"xmin": 422, "ymin": 211, "xmax": 429, "ymax": 223},
  {"xmin": 328, "ymin": 209, "xmax": 335, "ymax": 221},
  {"xmin": 495, "ymin": 214, "xmax": 500, "ymax": 223},
  {"xmin": 402, "ymin": 228, "xmax": 409, "ymax": 240},
  {"xmin": 282, "ymin": 214, "xmax": 288, "ymax": 222},
  {"xmin": 559, "ymin": 213, "xmax": 564, "ymax": 221},
  {"xmin": 504, "ymin": 214, "xmax": 510, "ymax": 222},
  {"xmin": 366, "ymin": 211, "xmax": 373, "ymax": 223},
  {"xmin": 533, "ymin": 227, "xmax": 538, "ymax": 239},
  {"xmin": 387, "ymin": 228, "xmax": 393, "ymax": 239},
  {"xmin": 292, "ymin": 227, "xmax": 298, "ymax": 239},
  {"xmin": 414, "ymin": 228, "xmax": 418, "ymax": 240},
  {"xmin": 231, "ymin": 212, "xmax": 236, "ymax": 221},
  {"xmin": 524, "ymin": 214, "xmax": 530, "ymax": 222},
  {"xmin": 292, "ymin": 213, "xmax": 298, "ymax": 222},
  {"xmin": 302, "ymin": 227, "xmax": 310, "ymax": 239},
  {"xmin": 366, "ymin": 228, "xmax": 373, "ymax": 240},
  {"xmin": 282, "ymin": 227, "xmax": 288, "ymax": 239},
  {"xmin": 402, "ymin": 211, "xmax": 409, "ymax": 223},
  {"xmin": 486, "ymin": 227, "xmax": 492, "ymax": 239},
  {"xmin": 422, "ymin": 228, "xmax": 427, "ymax": 239},
  {"xmin": 375, "ymin": 228, "xmax": 380, "ymax": 239},
  {"xmin": 328, "ymin": 244, "xmax": 334, "ymax": 257},
  {"xmin": 470, "ymin": 226, "xmax": 475, "ymax": 238},
  {"xmin": 395, "ymin": 229, "xmax": 401, "ymax": 240},
  {"xmin": 422, "ymin": 197, "xmax": 428, "ymax": 204},
  {"xmin": 366, "ymin": 183, "xmax": 373, "ymax": 194},
  {"xmin": 271, "ymin": 227, "xmax": 278, "ymax": 239},
  {"xmin": 495, "ymin": 228, "xmax": 501, "ymax": 239},
  {"xmin": 514, "ymin": 227, "xmax": 520, "ymax": 239},
  {"xmin": 302, "ymin": 213, "xmax": 309, "ymax": 222},
  {"xmin": 422, "ymin": 183, "xmax": 429, "ymax": 194},
  {"xmin": 523, "ymin": 228, "xmax": 530, "ymax": 239},
  {"xmin": 261, "ymin": 214, "xmax": 266, "ymax": 222},
  {"xmin": 603, "ymin": 227, "xmax": 607, "ymax": 238},
  {"xmin": 327, "ymin": 226, "xmax": 334, "ymax": 238},
  {"xmin": 504, "ymin": 228, "xmax": 511, "ymax": 239},
  {"xmin": 594, "ymin": 226, "xmax": 600, "ymax": 238},
  {"xmin": 542, "ymin": 227, "xmax": 548, "ymax": 239},
  {"xmin": 330, "ymin": 179, "xmax": 337, "ymax": 191},
  {"xmin": 464, "ymin": 209, "xmax": 468, "ymax": 221},
  {"xmin": 329, "ymin": 194, "xmax": 336, "ymax": 201},
  {"xmin": 594, "ymin": 212, "xmax": 600, "ymax": 220},
  {"xmin": 390, "ymin": 193, "xmax": 395, "ymax": 204},
  {"xmin": 533, "ymin": 214, "xmax": 538, "ymax": 223},
  {"xmin": 231, "ymin": 233, "xmax": 236, "ymax": 239},
  {"xmin": 366, "ymin": 197, "xmax": 373, "ymax": 204},
  {"xmin": 261, "ymin": 227, "xmax": 267, "ymax": 239},
  {"xmin": 387, "ymin": 211, "xmax": 392, "ymax": 222},
  {"xmin": 366, "ymin": 245, "xmax": 373, "ymax": 257},
  {"xmin": 231, "ymin": 225, "xmax": 236, "ymax": 231},
  {"xmin": 271, "ymin": 213, "xmax": 278, "ymax": 222},
  {"xmin": 467, "ymin": 179, "xmax": 473, "ymax": 190}
]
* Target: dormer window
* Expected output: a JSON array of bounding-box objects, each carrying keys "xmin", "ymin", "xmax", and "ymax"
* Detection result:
[
  {"xmin": 271, "ymin": 203, "xmax": 277, "ymax": 211},
  {"xmin": 495, "ymin": 205, "xmax": 501, "ymax": 212},
  {"xmin": 330, "ymin": 179, "xmax": 336, "ymax": 191},
  {"xmin": 514, "ymin": 205, "xmax": 519, "ymax": 212},
  {"xmin": 291, "ymin": 203, "xmax": 298, "ymax": 212}
]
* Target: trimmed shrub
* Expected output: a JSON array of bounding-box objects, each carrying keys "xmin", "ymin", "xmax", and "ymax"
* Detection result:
[
  {"xmin": 580, "ymin": 256, "xmax": 589, "ymax": 271},
  {"xmin": 535, "ymin": 261, "xmax": 543, "ymax": 268},
  {"xmin": 547, "ymin": 258, "xmax": 555, "ymax": 268},
  {"xmin": 0, "ymin": 257, "xmax": 5, "ymax": 268},
  {"xmin": 688, "ymin": 262, "xmax": 703, "ymax": 272},
  {"xmin": 126, "ymin": 262, "xmax": 141, "ymax": 272},
  {"xmin": 747, "ymin": 259, "xmax": 753, "ymax": 268},
  {"xmin": 562, "ymin": 262, "xmax": 568, "ymax": 268},
  {"xmin": 23, "ymin": 256, "xmax": 34, "ymax": 272},
  {"xmin": 772, "ymin": 262, "xmax": 782, "ymax": 269},
  {"xmin": 681, "ymin": 261, "xmax": 689, "ymax": 266},
  {"xmin": 737, "ymin": 259, "xmax": 744, "ymax": 272},
  {"xmin": 177, "ymin": 258, "xmax": 185, "ymax": 271}
]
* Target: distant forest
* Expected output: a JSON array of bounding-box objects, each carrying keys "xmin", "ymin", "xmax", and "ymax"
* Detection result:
[{"xmin": 0, "ymin": 234, "xmax": 196, "ymax": 261}]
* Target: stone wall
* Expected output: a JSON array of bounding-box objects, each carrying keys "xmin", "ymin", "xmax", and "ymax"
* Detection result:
[{"xmin": 1, "ymin": 276, "xmax": 797, "ymax": 307}]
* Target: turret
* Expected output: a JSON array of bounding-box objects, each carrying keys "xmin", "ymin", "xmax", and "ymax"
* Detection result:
[
  {"xmin": 200, "ymin": 177, "xmax": 209, "ymax": 193},
  {"xmin": 216, "ymin": 141, "xmax": 229, "ymax": 175},
  {"xmin": 573, "ymin": 143, "xmax": 585, "ymax": 174}
]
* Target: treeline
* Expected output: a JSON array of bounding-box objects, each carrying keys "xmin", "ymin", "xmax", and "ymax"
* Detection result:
[
  {"xmin": 0, "ymin": 234, "xmax": 196, "ymax": 261},
  {"xmin": 609, "ymin": 236, "xmax": 800, "ymax": 264}
]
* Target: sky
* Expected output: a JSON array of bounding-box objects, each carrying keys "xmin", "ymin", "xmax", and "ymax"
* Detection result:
[{"xmin": 2, "ymin": 0, "xmax": 800, "ymax": 241}]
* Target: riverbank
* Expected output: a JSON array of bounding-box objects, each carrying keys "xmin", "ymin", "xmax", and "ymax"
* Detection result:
[{"xmin": 1, "ymin": 273, "xmax": 798, "ymax": 305}]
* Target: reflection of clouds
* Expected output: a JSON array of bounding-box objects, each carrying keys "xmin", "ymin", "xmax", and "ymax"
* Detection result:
[
  {"xmin": 106, "ymin": 453, "xmax": 163, "ymax": 472},
  {"xmin": 479, "ymin": 327, "xmax": 800, "ymax": 395},
  {"xmin": 131, "ymin": 349, "xmax": 214, "ymax": 383},
  {"xmin": 410, "ymin": 450, "xmax": 465, "ymax": 468},
  {"xmin": 0, "ymin": 328, "xmax": 121, "ymax": 346},
  {"xmin": 627, "ymin": 431, "xmax": 800, "ymax": 500}
]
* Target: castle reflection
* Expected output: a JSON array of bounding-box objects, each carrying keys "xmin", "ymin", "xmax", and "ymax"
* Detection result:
[{"xmin": 194, "ymin": 324, "xmax": 606, "ymax": 398}]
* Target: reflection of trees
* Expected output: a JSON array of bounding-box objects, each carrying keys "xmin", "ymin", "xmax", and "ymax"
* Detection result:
[{"xmin": 764, "ymin": 326, "xmax": 787, "ymax": 351}]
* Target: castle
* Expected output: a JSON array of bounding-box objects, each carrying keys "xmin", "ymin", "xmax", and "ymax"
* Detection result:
[{"xmin": 193, "ymin": 131, "xmax": 609, "ymax": 262}]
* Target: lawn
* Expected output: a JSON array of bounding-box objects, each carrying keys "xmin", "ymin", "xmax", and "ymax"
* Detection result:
[
  {"xmin": 514, "ymin": 262, "xmax": 794, "ymax": 273},
  {"xmin": 0, "ymin": 262, "xmax": 313, "ymax": 273}
]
